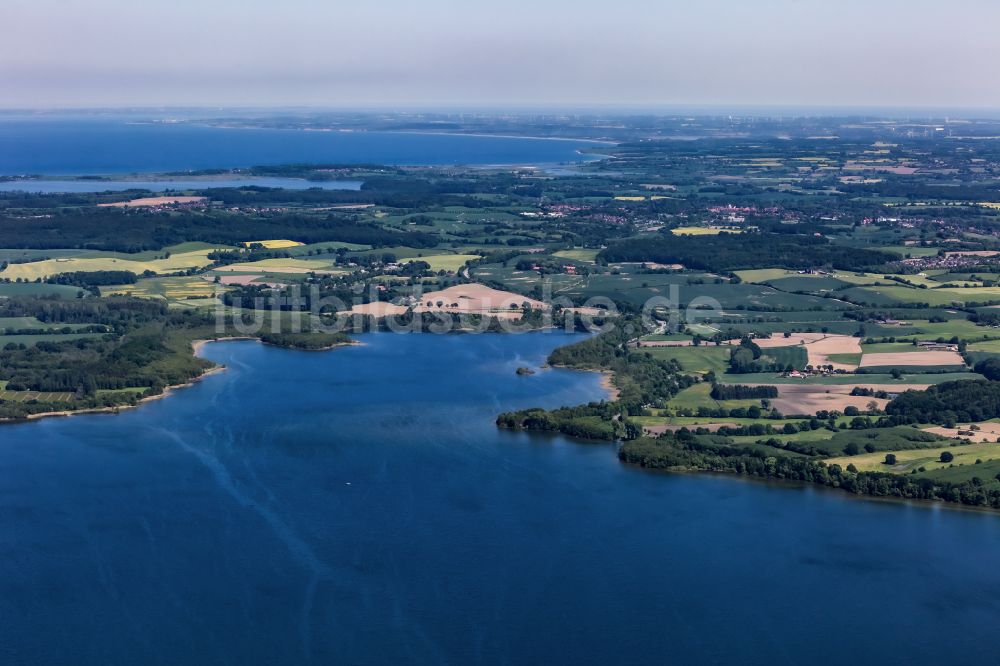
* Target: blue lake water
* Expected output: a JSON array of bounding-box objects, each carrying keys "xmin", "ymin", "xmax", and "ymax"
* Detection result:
[
  {"xmin": 0, "ymin": 119, "xmax": 596, "ymax": 175},
  {"xmin": 2, "ymin": 332, "xmax": 999, "ymax": 665},
  {"xmin": 0, "ymin": 178, "xmax": 363, "ymax": 194}
]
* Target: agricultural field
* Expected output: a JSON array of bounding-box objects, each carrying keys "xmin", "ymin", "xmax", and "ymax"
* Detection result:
[
  {"xmin": 404, "ymin": 254, "xmax": 481, "ymax": 272},
  {"xmin": 243, "ymin": 240, "xmax": 304, "ymax": 249},
  {"xmin": 0, "ymin": 283, "xmax": 86, "ymax": 298},
  {"xmin": 665, "ymin": 383, "xmax": 760, "ymax": 411},
  {"xmin": 0, "ymin": 249, "xmax": 94, "ymax": 263},
  {"xmin": 756, "ymin": 333, "xmax": 861, "ymax": 371},
  {"xmin": 213, "ymin": 257, "xmax": 342, "ymax": 274},
  {"xmin": 718, "ymin": 372, "xmax": 980, "ymax": 386},
  {"xmin": 10, "ymin": 118, "xmax": 1000, "ymax": 514},
  {"xmin": 0, "ymin": 331, "xmax": 106, "ymax": 346},
  {"xmin": 968, "ymin": 339, "xmax": 1000, "ymax": 354},
  {"xmin": 0, "ymin": 316, "xmax": 90, "ymax": 331},
  {"xmin": 101, "ymin": 276, "xmax": 222, "ymax": 306},
  {"xmin": 286, "ymin": 241, "xmax": 372, "ymax": 255},
  {"xmin": 859, "ymin": 350, "xmax": 966, "ymax": 369},
  {"xmin": 842, "ymin": 285, "xmax": 1000, "ymax": 307},
  {"xmin": 768, "ymin": 385, "xmax": 888, "ymax": 417},
  {"xmin": 671, "ymin": 226, "xmax": 725, "ymax": 236},
  {"xmin": 0, "ymin": 389, "xmax": 75, "ymax": 402},
  {"xmin": 0, "ymin": 247, "xmax": 227, "ymax": 280},
  {"xmin": 641, "ymin": 346, "xmax": 731, "ymax": 376},
  {"xmin": 553, "ymin": 249, "xmax": 599, "ymax": 263},
  {"xmin": 925, "ymin": 422, "xmax": 1000, "ymax": 443},
  {"xmin": 825, "ymin": 441, "xmax": 1000, "ymax": 474}
]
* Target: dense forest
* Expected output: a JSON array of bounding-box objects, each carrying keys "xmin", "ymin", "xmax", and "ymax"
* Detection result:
[
  {"xmin": 0, "ymin": 209, "xmax": 438, "ymax": 252},
  {"xmin": 885, "ymin": 380, "xmax": 1000, "ymax": 425},
  {"xmin": 600, "ymin": 233, "xmax": 900, "ymax": 272},
  {"xmin": 0, "ymin": 296, "xmax": 353, "ymax": 419},
  {"xmin": 710, "ymin": 384, "xmax": 778, "ymax": 400}
]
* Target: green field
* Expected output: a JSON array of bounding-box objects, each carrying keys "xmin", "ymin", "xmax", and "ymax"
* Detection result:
[
  {"xmin": 765, "ymin": 276, "xmax": 853, "ymax": 292},
  {"xmin": 0, "ymin": 389, "xmax": 75, "ymax": 402},
  {"xmin": 102, "ymin": 276, "xmax": 222, "ymax": 305},
  {"xmin": 718, "ymin": 372, "xmax": 981, "ymax": 385},
  {"xmin": 553, "ymin": 249, "xmax": 599, "ymax": 263},
  {"xmin": 0, "ymin": 316, "xmax": 71, "ymax": 330},
  {"xmin": 405, "ymin": 254, "xmax": 481, "ymax": 272},
  {"xmin": 665, "ymin": 383, "xmax": 761, "ymax": 411},
  {"xmin": 968, "ymin": 339, "xmax": 1000, "ymax": 354},
  {"xmin": 641, "ymin": 346, "xmax": 731, "ymax": 375},
  {"xmin": 214, "ymin": 257, "xmax": 339, "ymax": 273},
  {"xmin": 0, "ymin": 283, "xmax": 85, "ymax": 298},
  {"xmin": 760, "ymin": 345, "xmax": 808, "ymax": 369},
  {"xmin": 0, "ymin": 332, "xmax": 106, "ymax": 346},
  {"xmin": 0, "ymin": 247, "xmax": 227, "ymax": 280},
  {"xmin": 844, "ymin": 285, "xmax": 1000, "ymax": 307},
  {"xmin": 826, "ymin": 441, "xmax": 1000, "ymax": 474},
  {"xmin": 827, "ymin": 353, "xmax": 863, "ymax": 365}
]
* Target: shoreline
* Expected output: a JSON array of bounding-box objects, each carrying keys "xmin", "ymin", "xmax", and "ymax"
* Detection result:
[
  {"xmin": 599, "ymin": 371, "xmax": 620, "ymax": 400},
  {"xmin": 621, "ymin": 461, "xmax": 1000, "ymax": 517},
  {"xmin": 17, "ymin": 365, "xmax": 229, "ymax": 423},
  {"xmin": 4, "ymin": 336, "xmax": 358, "ymax": 426},
  {"xmin": 6, "ymin": 330, "xmax": 993, "ymax": 515},
  {"xmin": 194, "ymin": 122, "xmax": 619, "ymax": 146},
  {"xmin": 548, "ymin": 363, "xmax": 619, "ymax": 401}
]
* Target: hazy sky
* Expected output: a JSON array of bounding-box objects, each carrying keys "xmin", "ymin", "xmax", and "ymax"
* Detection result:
[{"xmin": 4, "ymin": 0, "xmax": 999, "ymax": 110}]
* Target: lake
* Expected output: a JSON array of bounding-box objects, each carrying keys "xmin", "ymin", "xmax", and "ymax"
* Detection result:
[
  {"xmin": 0, "ymin": 119, "xmax": 597, "ymax": 175},
  {"xmin": 1, "ymin": 332, "xmax": 999, "ymax": 665}
]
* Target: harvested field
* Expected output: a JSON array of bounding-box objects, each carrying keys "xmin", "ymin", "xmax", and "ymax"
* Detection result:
[
  {"xmin": 98, "ymin": 196, "xmax": 207, "ymax": 208},
  {"xmin": 348, "ymin": 302, "xmax": 408, "ymax": 317},
  {"xmin": 766, "ymin": 385, "xmax": 889, "ymax": 417},
  {"xmin": 756, "ymin": 333, "xmax": 861, "ymax": 371},
  {"xmin": 925, "ymin": 423, "xmax": 1000, "ymax": 443},
  {"xmin": 945, "ymin": 251, "xmax": 1000, "ymax": 258},
  {"xmin": 413, "ymin": 284, "xmax": 547, "ymax": 318},
  {"xmin": 563, "ymin": 306, "xmax": 616, "ymax": 317},
  {"xmin": 217, "ymin": 275, "xmax": 265, "ymax": 286},
  {"xmin": 0, "ymin": 249, "xmax": 219, "ymax": 280},
  {"xmin": 243, "ymin": 240, "xmax": 304, "ymax": 249},
  {"xmin": 859, "ymin": 351, "xmax": 966, "ymax": 368}
]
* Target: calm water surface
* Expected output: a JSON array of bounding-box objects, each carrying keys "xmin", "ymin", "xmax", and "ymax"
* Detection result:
[
  {"xmin": 0, "ymin": 119, "xmax": 594, "ymax": 175},
  {"xmin": 0, "ymin": 178, "xmax": 363, "ymax": 194},
  {"xmin": 1, "ymin": 333, "xmax": 999, "ymax": 665}
]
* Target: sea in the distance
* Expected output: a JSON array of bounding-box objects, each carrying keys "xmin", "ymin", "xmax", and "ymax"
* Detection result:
[
  {"xmin": 2, "ymin": 332, "xmax": 1000, "ymax": 665},
  {"xmin": 0, "ymin": 118, "xmax": 598, "ymax": 176},
  {"xmin": 0, "ymin": 177, "xmax": 363, "ymax": 194}
]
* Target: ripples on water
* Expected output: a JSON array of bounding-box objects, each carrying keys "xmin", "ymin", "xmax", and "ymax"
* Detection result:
[{"xmin": 1, "ymin": 333, "xmax": 999, "ymax": 665}]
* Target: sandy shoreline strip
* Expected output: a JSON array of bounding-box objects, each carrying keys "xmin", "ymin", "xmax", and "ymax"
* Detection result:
[
  {"xmin": 19, "ymin": 365, "xmax": 228, "ymax": 423},
  {"xmin": 600, "ymin": 371, "xmax": 620, "ymax": 400}
]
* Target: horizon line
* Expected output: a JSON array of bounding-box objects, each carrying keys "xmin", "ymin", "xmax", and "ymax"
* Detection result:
[{"xmin": 4, "ymin": 103, "xmax": 1000, "ymax": 119}]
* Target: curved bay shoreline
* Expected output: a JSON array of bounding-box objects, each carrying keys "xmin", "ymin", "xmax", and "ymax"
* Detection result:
[
  {"xmin": 1, "ymin": 334, "xmax": 608, "ymax": 426},
  {"xmin": 4, "ymin": 333, "xmax": 993, "ymax": 516},
  {"xmin": 3, "ymin": 336, "xmax": 360, "ymax": 425}
]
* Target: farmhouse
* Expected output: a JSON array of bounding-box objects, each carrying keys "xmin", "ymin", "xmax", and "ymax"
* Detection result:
[{"xmin": 918, "ymin": 341, "xmax": 958, "ymax": 351}]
